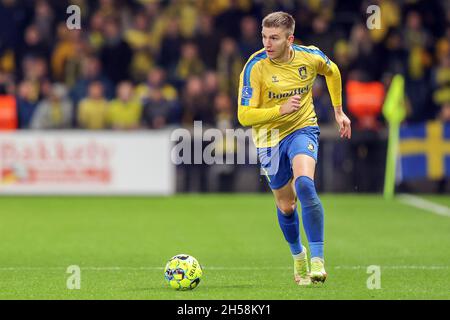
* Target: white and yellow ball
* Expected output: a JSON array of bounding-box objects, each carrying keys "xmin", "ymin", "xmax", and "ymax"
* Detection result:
[{"xmin": 164, "ymin": 254, "xmax": 203, "ymax": 290}]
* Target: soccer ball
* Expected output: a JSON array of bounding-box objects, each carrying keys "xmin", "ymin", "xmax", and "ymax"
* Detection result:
[{"xmin": 164, "ymin": 254, "xmax": 203, "ymax": 290}]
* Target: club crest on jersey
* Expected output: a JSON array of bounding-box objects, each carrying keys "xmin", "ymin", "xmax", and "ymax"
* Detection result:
[
  {"xmin": 272, "ymin": 75, "xmax": 279, "ymax": 83},
  {"xmin": 242, "ymin": 86, "xmax": 253, "ymax": 99},
  {"xmin": 298, "ymin": 65, "xmax": 308, "ymax": 79}
]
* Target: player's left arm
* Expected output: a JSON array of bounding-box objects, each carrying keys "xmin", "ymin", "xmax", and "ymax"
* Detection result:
[{"xmin": 313, "ymin": 47, "xmax": 351, "ymax": 139}]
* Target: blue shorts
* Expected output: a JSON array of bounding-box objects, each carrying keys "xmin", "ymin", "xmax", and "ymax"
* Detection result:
[{"xmin": 257, "ymin": 126, "xmax": 320, "ymax": 190}]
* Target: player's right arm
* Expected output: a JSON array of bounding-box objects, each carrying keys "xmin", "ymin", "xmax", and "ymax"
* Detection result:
[{"xmin": 237, "ymin": 60, "xmax": 300, "ymax": 127}]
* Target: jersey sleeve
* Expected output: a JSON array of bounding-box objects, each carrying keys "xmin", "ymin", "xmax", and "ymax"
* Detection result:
[
  {"xmin": 237, "ymin": 58, "xmax": 282, "ymax": 127},
  {"xmin": 238, "ymin": 59, "xmax": 262, "ymax": 108},
  {"xmin": 309, "ymin": 46, "xmax": 342, "ymax": 108}
]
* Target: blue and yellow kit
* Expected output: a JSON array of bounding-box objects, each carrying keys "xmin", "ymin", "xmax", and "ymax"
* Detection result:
[{"xmin": 237, "ymin": 44, "xmax": 342, "ymax": 148}]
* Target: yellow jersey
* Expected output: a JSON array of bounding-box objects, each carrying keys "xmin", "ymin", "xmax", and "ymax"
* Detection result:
[{"xmin": 237, "ymin": 44, "xmax": 342, "ymax": 148}]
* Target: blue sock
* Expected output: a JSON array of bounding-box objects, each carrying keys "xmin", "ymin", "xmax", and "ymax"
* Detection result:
[
  {"xmin": 295, "ymin": 176, "xmax": 324, "ymax": 259},
  {"xmin": 277, "ymin": 207, "xmax": 302, "ymax": 255}
]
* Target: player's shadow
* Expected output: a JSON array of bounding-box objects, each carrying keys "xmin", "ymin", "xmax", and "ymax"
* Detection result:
[
  {"xmin": 198, "ymin": 284, "xmax": 255, "ymax": 289},
  {"xmin": 123, "ymin": 286, "xmax": 167, "ymax": 292},
  {"xmin": 124, "ymin": 284, "xmax": 255, "ymax": 292}
]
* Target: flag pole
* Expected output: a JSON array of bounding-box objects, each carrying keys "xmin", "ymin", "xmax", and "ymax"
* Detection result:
[{"xmin": 383, "ymin": 121, "xmax": 400, "ymax": 199}]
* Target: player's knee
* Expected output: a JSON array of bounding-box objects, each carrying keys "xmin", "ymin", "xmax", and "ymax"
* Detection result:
[{"xmin": 277, "ymin": 200, "xmax": 297, "ymax": 215}]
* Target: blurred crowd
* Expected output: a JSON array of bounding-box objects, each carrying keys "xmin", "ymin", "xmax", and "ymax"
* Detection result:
[{"xmin": 0, "ymin": 0, "xmax": 449, "ymax": 131}]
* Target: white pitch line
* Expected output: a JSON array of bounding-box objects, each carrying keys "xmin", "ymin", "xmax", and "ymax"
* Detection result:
[
  {"xmin": 333, "ymin": 266, "xmax": 449, "ymax": 270},
  {"xmin": 0, "ymin": 266, "xmax": 448, "ymax": 271},
  {"xmin": 397, "ymin": 194, "xmax": 450, "ymax": 218}
]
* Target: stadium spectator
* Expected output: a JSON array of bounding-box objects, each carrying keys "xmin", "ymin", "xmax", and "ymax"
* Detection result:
[
  {"xmin": 209, "ymin": 92, "xmax": 237, "ymax": 192},
  {"xmin": 173, "ymin": 42, "xmax": 205, "ymax": 88},
  {"xmin": 16, "ymin": 80, "xmax": 38, "ymax": 129},
  {"xmin": 381, "ymin": 29, "xmax": 408, "ymax": 76},
  {"xmin": 215, "ymin": 0, "xmax": 245, "ymax": 38},
  {"xmin": 136, "ymin": 67, "xmax": 177, "ymax": 101},
  {"xmin": 107, "ymin": 81, "xmax": 142, "ymax": 130},
  {"xmin": 141, "ymin": 86, "xmax": 176, "ymax": 129},
  {"xmin": 77, "ymin": 81, "xmax": 109, "ymax": 130},
  {"xmin": 21, "ymin": 56, "xmax": 50, "ymax": 103},
  {"xmin": 32, "ymin": 0, "xmax": 55, "ymax": 47},
  {"xmin": 142, "ymin": 1, "xmax": 164, "ymax": 50},
  {"xmin": 30, "ymin": 83, "xmax": 72, "ymax": 129},
  {"xmin": 431, "ymin": 54, "xmax": 450, "ymax": 113},
  {"xmin": 333, "ymin": 39, "xmax": 351, "ymax": 84},
  {"xmin": 181, "ymin": 75, "xmax": 212, "ymax": 126},
  {"xmin": 403, "ymin": 10, "xmax": 431, "ymax": 52},
  {"xmin": 195, "ymin": 14, "xmax": 221, "ymax": 69},
  {"xmin": 0, "ymin": 0, "xmax": 24, "ymax": 67},
  {"xmin": 136, "ymin": 67, "xmax": 180, "ymax": 126},
  {"xmin": 125, "ymin": 11, "xmax": 154, "ymax": 82},
  {"xmin": 348, "ymin": 23, "xmax": 383, "ymax": 81},
  {"xmin": 51, "ymin": 23, "xmax": 83, "ymax": 82},
  {"xmin": 440, "ymin": 103, "xmax": 450, "ymax": 122},
  {"xmin": 15, "ymin": 24, "xmax": 51, "ymax": 80},
  {"xmin": 172, "ymin": 0, "xmax": 199, "ymax": 39},
  {"xmin": 217, "ymin": 37, "xmax": 243, "ymax": 98},
  {"xmin": 158, "ymin": 19, "xmax": 182, "ymax": 72},
  {"xmin": 402, "ymin": 11, "xmax": 434, "ymax": 122},
  {"xmin": 0, "ymin": 71, "xmax": 15, "ymax": 95},
  {"xmin": 99, "ymin": 18, "xmax": 132, "ymax": 85},
  {"xmin": 87, "ymin": 11, "xmax": 106, "ymax": 52},
  {"xmin": 304, "ymin": 15, "xmax": 336, "ymax": 59},
  {"xmin": 365, "ymin": 0, "xmax": 401, "ymax": 44},
  {"xmin": 312, "ymin": 78, "xmax": 333, "ymax": 124},
  {"xmin": 203, "ymin": 70, "xmax": 220, "ymax": 104},
  {"xmin": 70, "ymin": 55, "xmax": 114, "ymax": 109},
  {"xmin": 238, "ymin": 16, "xmax": 261, "ymax": 60},
  {"xmin": 95, "ymin": 0, "xmax": 120, "ymax": 21},
  {"xmin": 64, "ymin": 39, "xmax": 90, "ymax": 89},
  {"xmin": 214, "ymin": 92, "xmax": 235, "ymax": 131}
]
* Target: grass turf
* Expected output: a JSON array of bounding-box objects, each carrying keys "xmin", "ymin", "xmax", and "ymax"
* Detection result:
[{"xmin": 0, "ymin": 194, "xmax": 449, "ymax": 299}]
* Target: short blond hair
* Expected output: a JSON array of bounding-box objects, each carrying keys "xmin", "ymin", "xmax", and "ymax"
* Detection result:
[{"xmin": 262, "ymin": 11, "xmax": 295, "ymax": 36}]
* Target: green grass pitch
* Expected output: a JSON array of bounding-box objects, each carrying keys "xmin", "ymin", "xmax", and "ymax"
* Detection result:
[{"xmin": 0, "ymin": 194, "xmax": 449, "ymax": 299}]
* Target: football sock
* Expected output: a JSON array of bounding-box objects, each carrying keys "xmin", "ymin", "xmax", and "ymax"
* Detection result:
[
  {"xmin": 295, "ymin": 176, "xmax": 324, "ymax": 259},
  {"xmin": 277, "ymin": 207, "xmax": 303, "ymax": 255},
  {"xmin": 292, "ymin": 250, "xmax": 306, "ymax": 260}
]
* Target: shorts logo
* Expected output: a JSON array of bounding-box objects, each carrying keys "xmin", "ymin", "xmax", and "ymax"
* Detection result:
[
  {"xmin": 308, "ymin": 142, "xmax": 314, "ymax": 152},
  {"xmin": 299, "ymin": 65, "xmax": 307, "ymax": 80},
  {"xmin": 242, "ymin": 86, "xmax": 253, "ymax": 99}
]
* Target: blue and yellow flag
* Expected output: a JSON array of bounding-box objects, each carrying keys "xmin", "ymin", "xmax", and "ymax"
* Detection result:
[{"xmin": 398, "ymin": 121, "xmax": 450, "ymax": 181}]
